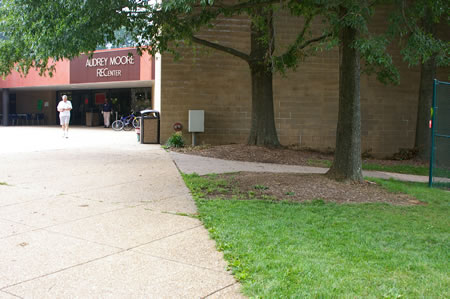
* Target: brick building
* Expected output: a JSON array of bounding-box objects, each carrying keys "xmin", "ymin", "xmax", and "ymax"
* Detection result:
[
  {"xmin": 159, "ymin": 9, "xmax": 448, "ymax": 157},
  {"xmin": 0, "ymin": 48, "xmax": 155, "ymax": 127},
  {"xmin": 0, "ymin": 9, "xmax": 447, "ymax": 157}
]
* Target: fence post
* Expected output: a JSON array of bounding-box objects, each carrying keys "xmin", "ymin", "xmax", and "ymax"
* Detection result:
[{"xmin": 428, "ymin": 79, "xmax": 437, "ymax": 187}]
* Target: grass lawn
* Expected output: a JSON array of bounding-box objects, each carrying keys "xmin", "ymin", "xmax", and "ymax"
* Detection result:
[
  {"xmin": 183, "ymin": 174, "xmax": 449, "ymax": 298},
  {"xmin": 307, "ymin": 159, "xmax": 429, "ymax": 176}
]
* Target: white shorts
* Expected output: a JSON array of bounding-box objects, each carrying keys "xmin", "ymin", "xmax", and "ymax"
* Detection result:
[{"xmin": 60, "ymin": 115, "xmax": 70, "ymax": 125}]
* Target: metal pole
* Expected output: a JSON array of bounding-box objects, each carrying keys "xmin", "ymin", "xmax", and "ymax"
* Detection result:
[
  {"xmin": 2, "ymin": 89, "xmax": 9, "ymax": 126},
  {"xmin": 192, "ymin": 132, "xmax": 196, "ymax": 146},
  {"xmin": 428, "ymin": 79, "xmax": 437, "ymax": 187}
]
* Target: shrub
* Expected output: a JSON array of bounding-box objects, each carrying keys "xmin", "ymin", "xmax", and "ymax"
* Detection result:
[
  {"xmin": 391, "ymin": 148, "xmax": 418, "ymax": 160},
  {"xmin": 166, "ymin": 132, "xmax": 185, "ymax": 148},
  {"xmin": 362, "ymin": 148, "xmax": 373, "ymax": 159}
]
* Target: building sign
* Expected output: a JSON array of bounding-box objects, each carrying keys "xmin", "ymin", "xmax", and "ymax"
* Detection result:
[{"xmin": 70, "ymin": 49, "xmax": 140, "ymax": 83}]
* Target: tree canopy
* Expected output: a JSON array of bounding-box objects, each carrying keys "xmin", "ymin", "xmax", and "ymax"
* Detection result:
[
  {"xmin": 0, "ymin": 0, "xmax": 325, "ymax": 76},
  {"xmin": 389, "ymin": 0, "xmax": 449, "ymax": 68},
  {"xmin": 0, "ymin": 0, "xmax": 127, "ymax": 75}
]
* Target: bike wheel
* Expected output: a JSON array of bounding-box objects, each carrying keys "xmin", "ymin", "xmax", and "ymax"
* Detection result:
[
  {"xmin": 132, "ymin": 117, "xmax": 140, "ymax": 128},
  {"xmin": 123, "ymin": 121, "xmax": 133, "ymax": 131},
  {"xmin": 112, "ymin": 120, "xmax": 124, "ymax": 131}
]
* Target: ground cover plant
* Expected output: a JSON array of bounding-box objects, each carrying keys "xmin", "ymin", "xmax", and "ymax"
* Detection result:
[
  {"xmin": 183, "ymin": 173, "xmax": 450, "ymax": 298},
  {"xmin": 165, "ymin": 132, "xmax": 185, "ymax": 148}
]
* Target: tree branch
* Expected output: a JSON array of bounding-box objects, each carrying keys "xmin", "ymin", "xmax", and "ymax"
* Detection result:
[
  {"xmin": 298, "ymin": 33, "xmax": 331, "ymax": 50},
  {"xmin": 195, "ymin": 0, "xmax": 285, "ymax": 12},
  {"xmin": 401, "ymin": 0, "xmax": 415, "ymax": 33},
  {"xmin": 177, "ymin": 0, "xmax": 285, "ymax": 26},
  {"xmin": 274, "ymin": 31, "xmax": 332, "ymax": 72},
  {"xmin": 191, "ymin": 36, "xmax": 250, "ymax": 62}
]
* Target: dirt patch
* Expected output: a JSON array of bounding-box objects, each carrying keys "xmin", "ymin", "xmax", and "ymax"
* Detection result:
[
  {"xmin": 173, "ymin": 144, "xmax": 427, "ymax": 167},
  {"xmin": 209, "ymin": 172, "xmax": 423, "ymax": 205},
  {"xmin": 174, "ymin": 144, "xmax": 426, "ymax": 205}
]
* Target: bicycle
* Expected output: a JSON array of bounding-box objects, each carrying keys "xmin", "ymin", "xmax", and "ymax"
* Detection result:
[{"xmin": 111, "ymin": 113, "xmax": 140, "ymax": 131}]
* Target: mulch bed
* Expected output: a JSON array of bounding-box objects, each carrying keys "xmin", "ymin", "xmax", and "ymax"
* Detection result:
[
  {"xmin": 173, "ymin": 144, "xmax": 427, "ymax": 167},
  {"xmin": 209, "ymin": 172, "xmax": 423, "ymax": 206},
  {"xmin": 174, "ymin": 144, "xmax": 426, "ymax": 206}
]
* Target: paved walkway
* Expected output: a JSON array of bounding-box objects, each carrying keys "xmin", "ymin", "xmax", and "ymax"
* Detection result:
[
  {"xmin": 0, "ymin": 127, "xmax": 242, "ymax": 298},
  {"xmin": 170, "ymin": 152, "xmax": 430, "ymax": 183}
]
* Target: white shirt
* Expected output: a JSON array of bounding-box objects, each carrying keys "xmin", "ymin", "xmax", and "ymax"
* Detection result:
[{"xmin": 57, "ymin": 100, "xmax": 72, "ymax": 117}]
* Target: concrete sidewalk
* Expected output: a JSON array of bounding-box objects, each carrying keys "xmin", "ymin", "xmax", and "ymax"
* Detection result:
[
  {"xmin": 170, "ymin": 152, "xmax": 430, "ymax": 183},
  {"xmin": 0, "ymin": 127, "xmax": 242, "ymax": 298}
]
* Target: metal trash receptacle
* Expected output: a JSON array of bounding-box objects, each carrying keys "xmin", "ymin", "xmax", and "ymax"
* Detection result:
[
  {"xmin": 140, "ymin": 110, "xmax": 160, "ymax": 144},
  {"xmin": 86, "ymin": 111, "xmax": 100, "ymax": 126}
]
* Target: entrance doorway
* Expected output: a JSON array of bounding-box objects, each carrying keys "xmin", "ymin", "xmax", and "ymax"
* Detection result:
[{"xmin": 56, "ymin": 88, "xmax": 151, "ymax": 126}]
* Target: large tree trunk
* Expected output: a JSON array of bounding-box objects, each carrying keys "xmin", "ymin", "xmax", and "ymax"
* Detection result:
[
  {"xmin": 415, "ymin": 56, "xmax": 436, "ymax": 160},
  {"xmin": 414, "ymin": 12, "xmax": 437, "ymax": 161},
  {"xmin": 248, "ymin": 61, "xmax": 279, "ymax": 146},
  {"xmin": 326, "ymin": 23, "xmax": 363, "ymax": 182},
  {"xmin": 247, "ymin": 8, "xmax": 280, "ymax": 146}
]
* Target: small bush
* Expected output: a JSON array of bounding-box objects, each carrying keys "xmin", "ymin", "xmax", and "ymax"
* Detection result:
[
  {"xmin": 362, "ymin": 148, "xmax": 373, "ymax": 159},
  {"xmin": 166, "ymin": 132, "xmax": 185, "ymax": 148},
  {"xmin": 391, "ymin": 148, "xmax": 418, "ymax": 160}
]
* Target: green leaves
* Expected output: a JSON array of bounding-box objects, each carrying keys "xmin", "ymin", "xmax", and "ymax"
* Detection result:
[
  {"xmin": 356, "ymin": 35, "xmax": 399, "ymax": 85},
  {"xmin": 400, "ymin": 30, "xmax": 450, "ymax": 67},
  {"xmin": 0, "ymin": 0, "xmax": 446, "ymax": 83},
  {"xmin": 388, "ymin": 0, "xmax": 449, "ymax": 67},
  {"xmin": 0, "ymin": 0, "xmax": 142, "ymax": 76}
]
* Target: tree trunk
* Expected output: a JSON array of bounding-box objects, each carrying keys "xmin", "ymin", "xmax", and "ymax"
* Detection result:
[
  {"xmin": 247, "ymin": 62, "xmax": 279, "ymax": 146},
  {"xmin": 247, "ymin": 8, "xmax": 280, "ymax": 146},
  {"xmin": 414, "ymin": 12, "xmax": 437, "ymax": 161},
  {"xmin": 326, "ymin": 23, "xmax": 363, "ymax": 182}
]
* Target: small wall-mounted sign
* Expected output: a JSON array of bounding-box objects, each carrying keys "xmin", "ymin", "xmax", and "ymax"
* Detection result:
[
  {"xmin": 95, "ymin": 93, "xmax": 106, "ymax": 105},
  {"xmin": 173, "ymin": 122, "xmax": 183, "ymax": 132},
  {"xmin": 37, "ymin": 99, "xmax": 43, "ymax": 111}
]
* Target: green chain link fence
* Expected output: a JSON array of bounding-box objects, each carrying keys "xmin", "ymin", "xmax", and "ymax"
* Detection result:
[{"xmin": 429, "ymin": 79, "xmax": 450, "ymax": 189}]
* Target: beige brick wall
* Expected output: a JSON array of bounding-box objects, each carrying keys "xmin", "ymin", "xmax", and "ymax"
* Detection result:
[{"xmin": 160, "ymin": 8, "xmax": 448, "ymax": 157}]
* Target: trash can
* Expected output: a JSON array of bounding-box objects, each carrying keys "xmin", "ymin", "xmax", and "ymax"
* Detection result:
[
  {"xmin": 140, "ymin": 110, "xmax": 160, "ymax": 144},
  {"xmin": 86, "ymin": 108, "xmax": 100, "ymax": 126}
]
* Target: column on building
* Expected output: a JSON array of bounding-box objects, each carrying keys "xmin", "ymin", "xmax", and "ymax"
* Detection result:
[{"xmin": 2, "ymin": 89, "xmax": 9, "ymax": 126}]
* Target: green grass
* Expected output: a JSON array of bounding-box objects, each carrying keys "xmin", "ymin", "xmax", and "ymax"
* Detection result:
[
  {"xmin": 183, "ymin": 173, "xmax": 450, "ymax": 298},
  {"xmin": 363, "ymin": 163, "xmax": 429, "ymax": 176},
  {"xmin": 0, "ymin": 182, "xmax": 9, "ymax": 186},
  {"xmin": 307, "ymin": 159, "xmax": 333, "ymax": 168},
  {"xmin": 433, "ymin": 167, "xmax": 450, "ymax": 179},
  {"xmin": 307, "ymin": 159, "xmax": 429, "ymax": 176}
]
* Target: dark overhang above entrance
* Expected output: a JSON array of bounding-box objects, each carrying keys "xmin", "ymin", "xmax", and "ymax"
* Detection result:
[{"xmin": 7, "ymin": 80, "xmax": 153, "ymax": 92}]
